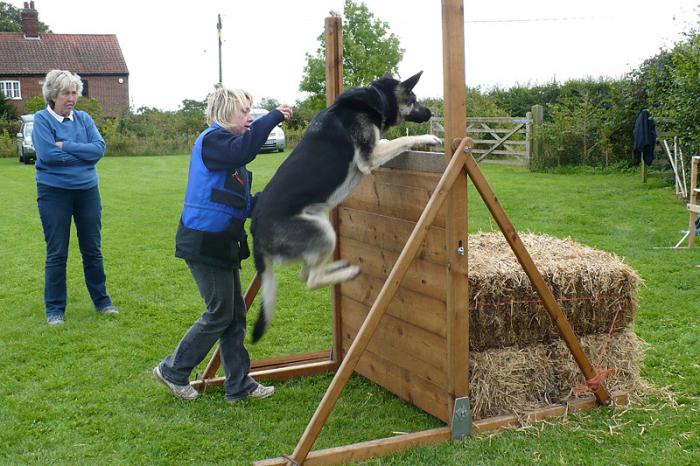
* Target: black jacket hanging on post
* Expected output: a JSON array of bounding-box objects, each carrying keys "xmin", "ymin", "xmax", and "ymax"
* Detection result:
[{"xmin": 633, "ymin": 109, "xmax": 656, "ymax": 166}]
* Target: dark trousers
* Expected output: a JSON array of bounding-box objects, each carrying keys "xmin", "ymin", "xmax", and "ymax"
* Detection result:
[
  {"xmin": 37, "ymin": 183, "xmax": 112, "ymax": 317},
  {"xmin": 160, "ymin": 261, "xmax": 257, "ymax": 400}
]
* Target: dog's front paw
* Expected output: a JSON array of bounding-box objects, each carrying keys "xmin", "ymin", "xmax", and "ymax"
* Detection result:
[{"xmin": 419, "ymin": 134, "xmax": 442, "ymax": 146}]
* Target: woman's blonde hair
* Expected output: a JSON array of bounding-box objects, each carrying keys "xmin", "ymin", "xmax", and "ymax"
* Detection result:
[
  {"xmin": 42, "ymin": 69, "xmax": 83, "ymax": 108},
  {"xmin": 206, "ymin": 85, "xmax": 252, "ymax": 130}
]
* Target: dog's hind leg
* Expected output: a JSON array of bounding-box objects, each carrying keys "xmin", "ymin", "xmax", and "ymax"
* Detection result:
[
  {"xmin": 296, "ymin": 211, "xmax": 360, "ymax": 290},
  {"xmin": 301, "ymin": 260, "xmax": 349, "ymax": 281},
  {"xmin": 306, "ymin": 262, "xmax": 360, "ymax": 290}
]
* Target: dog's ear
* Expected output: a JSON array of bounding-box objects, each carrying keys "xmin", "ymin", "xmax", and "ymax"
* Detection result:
[{"xmin": 400, "ymin": 71, "xmax": 423, "ymax": 92}]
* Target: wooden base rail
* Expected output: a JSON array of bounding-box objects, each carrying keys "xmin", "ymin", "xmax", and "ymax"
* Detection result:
[
  {"xmin": 191, "ymin": 351, "xmax": 337, "ymax": 391},
  {"xmin": 254, "ymin": 392, "xmax": 628, "ymax": 466}
]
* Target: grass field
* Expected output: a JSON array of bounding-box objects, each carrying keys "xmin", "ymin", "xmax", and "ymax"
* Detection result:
[{"xmin": 0, "ymin": 153, "xmax": 698, "ymax": 465}]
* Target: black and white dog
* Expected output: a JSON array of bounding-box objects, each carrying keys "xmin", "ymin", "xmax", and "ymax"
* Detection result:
[{"xmin": 250, "ymin": 71, "xmax": 441, "ymax": 342}]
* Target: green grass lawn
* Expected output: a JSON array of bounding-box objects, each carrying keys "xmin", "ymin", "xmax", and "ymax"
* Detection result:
[{"xmin": 0, "ymin": 154, "xmax": 698, "ymax": 465}]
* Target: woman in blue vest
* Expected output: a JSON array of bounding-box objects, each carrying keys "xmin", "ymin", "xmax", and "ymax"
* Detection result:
[
  {"xmin": 32, "ymin": 69, "xmax": 118, "ymax": 325},
  {"xmin": 154, "ymin": 86, "xmax": 292, "ymax": 402}
]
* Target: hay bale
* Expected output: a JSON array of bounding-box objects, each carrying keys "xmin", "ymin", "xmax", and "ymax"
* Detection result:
[
  {"xmin": 468, "ymin": 232, "xmax": 641, "ymax": 350},
  {"xmin": 469, "ymin": 330, "xmax": 647, "ymax": 419}
]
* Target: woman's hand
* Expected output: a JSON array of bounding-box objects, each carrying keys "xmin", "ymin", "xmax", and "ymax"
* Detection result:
[
  {"xmin": 55, "ymin": 141, "xmax": 63, "ymax": 149},
  {"xmin": 276, "ymin": 104, "xmax": 293, "ymax": 121}
]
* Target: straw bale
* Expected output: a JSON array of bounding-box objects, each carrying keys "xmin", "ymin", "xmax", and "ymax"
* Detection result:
[
  {"xmin": 468, "ymin": 232, "xmax": 641, "ymax": 350},
  {"xmin": 469, "ymin": 330, "xmax": 646, "ymax": 419}
]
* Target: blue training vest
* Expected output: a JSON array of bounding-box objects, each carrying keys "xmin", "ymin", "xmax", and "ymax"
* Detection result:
[{"xmin": 181, "ymin": 125, "xmax": 252, "ymax": 233}]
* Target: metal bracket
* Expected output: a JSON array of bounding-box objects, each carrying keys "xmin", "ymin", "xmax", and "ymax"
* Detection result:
[{"xmin": 451, "ymin": 396, "xmax": 472, "ymax": 440}]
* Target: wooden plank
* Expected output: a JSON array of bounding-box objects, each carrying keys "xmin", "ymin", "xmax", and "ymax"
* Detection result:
[
  {"xmin": 370, "ymin": 165, "xmax": 442, "ymax": 190},
  {"xmin": 468, "ymin": 129, "xmax": 527, "ymax": 136},
  {"xmin": 472, "ymin": 391, "xmax": 629, "ymax": 434},
  {"xmin": 472, "ymin": 150, "xmax": 527, "ymax": 158},
  {"xmin": 340, "ymin": 295, "xmax": 448, "ymax": 387},
  {"xmin": 350, "ymin": 341, "xmax": 450, "ymax": 422},
  {"xmin": 442, "ymin": 0, "xmax": 470, "ymax": 429},
  {"xmin": 471, "ymin": 138, "xmax": 526, "ymax": 145},
  {"xmin": 325, "ymin": 16, "xmax": 345, "ymax": 364},
  {"xmin": 289, "ymin": 139, "xmax": 470, "ymax": 464},
  {"xmin": 434, "ymin": 116, "xmax": 531, "ymax": 124},
  {"xmin": 687, "ymin": 204, "xmax": 700, "ymax": 214},
  {"xmin": 338, "ymin": 207, "xmax": 447, "ymax": 265},
  {"xmin": 468, "ymin": 116, "xmax": 530, "ymax": 124},
  {"xmin": 324, "ymin": 17, "xmax": 343, "ymax": 106},
  {"xmin": 250, "ymin": 350, "xmax": 331, "ymax": 371},
  {"xmin": 343, "ymin": 177, "xmax": 447, "ymax": 228},
  {"xmin": 480, "ymin": 159, "xmax": 528, "ymax": 167},
  {"xmin": 190, "ymin": 359, "xmax": 338, "ymax": 390},
  {"xmin": 340, "ymin": 272, "xmax": 447, "ymax": 338},
  {"xmin": 379, "ymin": 151, "xmax": 446, "ymax": 174},
  {"xmin": 253, "ymin": 428, "xmax": 451, "ymax": 466},
  {"xmin": 255, "ymin": 392, "xmax": 629, "ymax": 465},
  {"xmin": 463, "ymin": 153, "xmax": 610, "ymax": 405},
  {"xmin": 340, "ymin": 237, "xmax": 447, "ymax": 301}
]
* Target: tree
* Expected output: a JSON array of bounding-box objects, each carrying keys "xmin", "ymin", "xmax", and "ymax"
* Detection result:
[
  {"xmin": 258, "ymin": 97, "xmax": 280, "ymax": 111},
  {"xmin": 179, "ymin": 98, "xmax": 206, "ymax": 115},
  {"xmin": 0, "ymin": 1, "xmax": 51, "ymax": 32},
  {"xmin": 298, "ymin": 0, "xmax": 404, "ymax": 113}
]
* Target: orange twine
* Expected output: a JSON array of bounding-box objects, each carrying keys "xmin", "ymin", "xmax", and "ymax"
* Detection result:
[{"xmin": 572, "ymin": 308, "xmax": 621, "ymax": 396}]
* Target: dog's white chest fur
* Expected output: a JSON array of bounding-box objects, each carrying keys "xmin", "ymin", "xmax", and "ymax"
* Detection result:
[{"xmin": 326, "ymin": 161, "xmax": 364, "ymax": 210}]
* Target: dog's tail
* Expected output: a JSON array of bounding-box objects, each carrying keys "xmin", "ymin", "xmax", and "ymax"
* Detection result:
[{"xmin": 252, "ymin": 251, "xmax": 277, "ymax": 343}]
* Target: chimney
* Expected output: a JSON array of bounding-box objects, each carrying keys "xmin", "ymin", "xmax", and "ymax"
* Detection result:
[{"xmin": 21, "ymin": 1, "xmax": 39, "ymax": 39}]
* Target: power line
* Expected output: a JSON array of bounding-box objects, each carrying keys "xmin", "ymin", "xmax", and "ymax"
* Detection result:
[{"xmin": 466, "ymin": 16, "xmax": 597, "ymax": 24}]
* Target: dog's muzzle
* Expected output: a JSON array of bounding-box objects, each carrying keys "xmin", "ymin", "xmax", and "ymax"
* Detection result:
[{"xmin": 406, "ymin": 106, "xmax": 432, "ymax": 123}]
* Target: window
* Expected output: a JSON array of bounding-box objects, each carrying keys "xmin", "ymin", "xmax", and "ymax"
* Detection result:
[
  {"xmin": 82, "ymin": 79, "xmax": 89, "ymax": 98},
  {"xmin": 0, "ymin": 81, "xmax": 21, "ymax": 99}
]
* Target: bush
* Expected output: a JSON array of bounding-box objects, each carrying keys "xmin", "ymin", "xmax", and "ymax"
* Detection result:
[
  {"xmin": 0, "ymin": 91, "xmax": 18, "ymax": 120},
  {"xmin": 0, "ymin": 119, "xmax": 20, "ymax": 158},
  {"xmin": 0, "ymin": 129, "xmax": 15, "ymax": 157},
  {"xmin": 22, "ymin": 96, "xmax": 45, "ymax": 114}
]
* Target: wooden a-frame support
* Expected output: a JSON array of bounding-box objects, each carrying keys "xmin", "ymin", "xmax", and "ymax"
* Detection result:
[
  {"xmin": 251, "ymin": 138, "xmax": 615, "ymax": 466},
  {"xmin": 191, "ymin": 2, "xmax": 623, "ymax": 464},
  {"xmin": 191, "ymin": 137, "xmax": 620, "ymax": 464}
]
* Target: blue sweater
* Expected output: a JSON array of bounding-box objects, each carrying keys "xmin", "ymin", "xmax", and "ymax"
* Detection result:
[{"xmin": 33, "ymin": 109, "xmax": 106, "ymax": 189}]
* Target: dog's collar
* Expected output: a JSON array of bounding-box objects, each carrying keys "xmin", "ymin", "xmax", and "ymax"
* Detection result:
[{"xmin": 371, "ymin": 85, "xmax": 388, "ymax": 114}]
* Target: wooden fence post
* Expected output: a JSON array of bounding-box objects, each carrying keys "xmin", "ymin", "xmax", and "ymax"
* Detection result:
[
  {"xmin": 530, "ymin": 104, "xmax": 544, "ymax": 168},
  {"xmin": 525, "ymin": 111, "xmax": 533, "ymax": 166}
]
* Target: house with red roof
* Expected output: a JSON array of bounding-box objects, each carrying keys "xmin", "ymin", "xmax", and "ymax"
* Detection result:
[{"xmin": 0, "ymin": 2, "xmax": 129, "ymax": 117}]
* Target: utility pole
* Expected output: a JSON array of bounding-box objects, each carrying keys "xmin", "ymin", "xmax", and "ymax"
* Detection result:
[{"xmin": 217, "ymin": 13, "xmax": 223, "ymax": 84}]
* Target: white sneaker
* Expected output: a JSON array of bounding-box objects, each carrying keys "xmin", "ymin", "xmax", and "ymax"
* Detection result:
[
  {"xmin": 153, "ymin": 365, "xmax": 199, "ymax": 400},
  {"xmin": 96, "ymin": 305, "xmax": 119, "ymax": 315},
  {"xmin": 249, "ymin": 383, "xmax": 275, "ymax": 399},
  {"xmin": 226, "ymin": 383, "xmax": 275, "ymax": 404},
  {"xmin": 47, "ymin": 315, "xmax": 64, "ymax": 325}
]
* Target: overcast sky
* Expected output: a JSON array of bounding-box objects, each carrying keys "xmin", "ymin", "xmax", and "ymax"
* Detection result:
[{"xmin": 15, "ymin": 0, "xmax": 698, "ymax": 111}]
